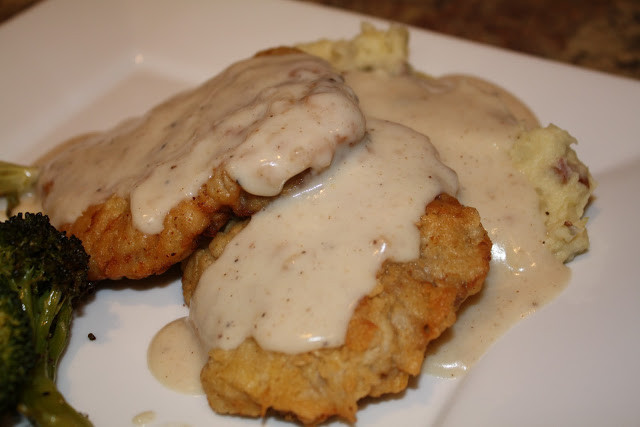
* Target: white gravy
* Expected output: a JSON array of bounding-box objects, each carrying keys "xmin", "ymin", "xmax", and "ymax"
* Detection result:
[
  {"xmin": 140, "ymin": 63, "xmax": 571, "ymax": 389},
  {"xmin": 344, "ymin": 70, "xmax": 570, "ymax": 375},
  {"xmin": 147, "ymin": 317, "xmax": 208, "ymax": 395},
  {"xmin": 189, "ymin": 118, "xmax": 457, "ymax": 353},
  {"xmin": 37, "ymin": 53, "xmax": 365, "ymax": 234}
]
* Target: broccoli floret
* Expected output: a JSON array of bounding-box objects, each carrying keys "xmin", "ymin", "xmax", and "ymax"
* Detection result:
[
  {"xmin": 0, "ymin": 161, "xmax": 39, "ymax": 215},
  {"xmin": 0, "ymin": 212, "xmax": 93, "ymax": 426}
]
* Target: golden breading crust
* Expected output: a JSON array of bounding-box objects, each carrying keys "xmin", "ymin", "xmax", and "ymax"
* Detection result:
[
  {"xmin": 54, "ymin": 167, "xmax": 271, "ymax": 281},
  {"xmin": 182, "ymin": 194, "xmax": 491, "ymax": 425}
]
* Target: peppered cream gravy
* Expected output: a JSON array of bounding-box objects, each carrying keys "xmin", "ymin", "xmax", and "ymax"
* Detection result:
[
  {"xmin": 37, "ymin": 53, "xmax": 365, "ymax": 234},
  {"xmin": 147, "ymin": 317, "xmax": 208, "ymax": 395},
  {"xmin": 344, "ymin": 70, "xmax": 570, "ymax": 375},
  {"xmin": 189, "ymin": 118, "xmax": 457, "ymax": 354}
]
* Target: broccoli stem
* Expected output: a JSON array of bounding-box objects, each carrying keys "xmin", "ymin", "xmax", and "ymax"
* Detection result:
[
  {"xmin": 17, "ymin": 360, "xmax": 92, "ymax": 427},
  {"xmin": 0, "ymin": 161, "xmax": 39, "ymax": 215},
  {"xmin": 33, "ymin": 289, "xmax": 63, "ymax": 361},
  {"xmin": 17, "ymin": 291, "xmax": 92, "ymax": 426},
  {"xmin": 12, "ymin": 281, "xmax": 89, "ymax": 426},
  {"xmin": 17, "ymin": 301, "xmax": 91, "ymax": 426},
  {"xmin": 46, "ymin": 303, "xmax": 72, "ymax": 381},
  {"xmin": 0, "ymin": 161, "xmax": 39, "ymax": 196}
]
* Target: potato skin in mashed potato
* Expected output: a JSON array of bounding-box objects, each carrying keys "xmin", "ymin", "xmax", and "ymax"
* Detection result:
[
  {"xmin": 510, "ymin": 124, "xmax": 595, "ymax": 262},
  {"xmin": 182, "ymin": 194, "xmax": 491, "ymax": 425}
]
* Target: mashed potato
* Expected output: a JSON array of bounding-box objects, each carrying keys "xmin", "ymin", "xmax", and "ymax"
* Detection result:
[
  {"xmin": 297, "ymin": 22, "xmax": 409, "ymax": 74},
  {"xmin": 511, "ymin": 124, "xmax": 595, "ymax": 262}
]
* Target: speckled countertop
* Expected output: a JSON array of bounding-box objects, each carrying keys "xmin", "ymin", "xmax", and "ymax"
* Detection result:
[
  {"xmin": 298, "ymin": 0, "xmax": 640, "ymax": 80},
  {"xmin": 1, "ymin": 0, "xmax": 639, "ymax": 80}
]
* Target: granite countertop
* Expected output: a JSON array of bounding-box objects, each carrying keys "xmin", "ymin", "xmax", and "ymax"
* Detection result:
[
  {"xmin": 1, "ymin": 0, "xmax": 638, "ymax": 80},
  {"xmin": 299, "ymin": 0, "xmax": 640, "ymax": 80}
]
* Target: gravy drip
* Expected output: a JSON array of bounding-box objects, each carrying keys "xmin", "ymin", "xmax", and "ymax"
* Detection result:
[
  {"xmin": 37, "ymin": 53, "xmax": 365, "ymax": 234},
  {"xmin": 189, "ymin": 118, "xmax": 458, "ymax": 354},
  {"xmin": 344, "ymin": 70, "xmax": 570, "ymax": 376},
  {"xmin": 147, "ymin": 317, "xmax": 208, "ymax": 395}
]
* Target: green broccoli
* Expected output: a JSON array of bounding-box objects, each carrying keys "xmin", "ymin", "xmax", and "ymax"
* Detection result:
[
  {"xmin": 0, "ymin": 282, "xmax": 36, "ymax": 414},
  {"xmin": 0, "ymin": 161, "xmax": 39, "ymax": 215},
  {"xmin": 0, "ymin": 212, "xmax": 93, "ymax": 426}
]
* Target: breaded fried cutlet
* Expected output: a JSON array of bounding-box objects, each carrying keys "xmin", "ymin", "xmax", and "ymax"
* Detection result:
[
  {"xmin": 50, "ymin": 168, "xmax": 270, "ymax": 281},
  {"xmin": 182, "ymin": 194, "xmax": 491, "ymax": 425},
  {"xmin": 36, "ymin": 48, "xmax": 365, "ymax": 281}
]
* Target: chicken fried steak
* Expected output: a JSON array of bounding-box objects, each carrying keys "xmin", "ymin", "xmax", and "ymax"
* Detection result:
[
  {"xmin": 53, "ymin": 169, "xmax": 268, "ymax": 281},
  {"xmin": 182, "ymin": 194, "xmax": 490, "ymax": 425},
  {"xmin": 36, "ymin": 49, "xmax": 365, "ymax": 280}
]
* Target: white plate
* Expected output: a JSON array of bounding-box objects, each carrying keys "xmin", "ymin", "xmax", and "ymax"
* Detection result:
[{"xmin": 1, "ymin": 1, "xmax": 639, "ymax": 426}]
